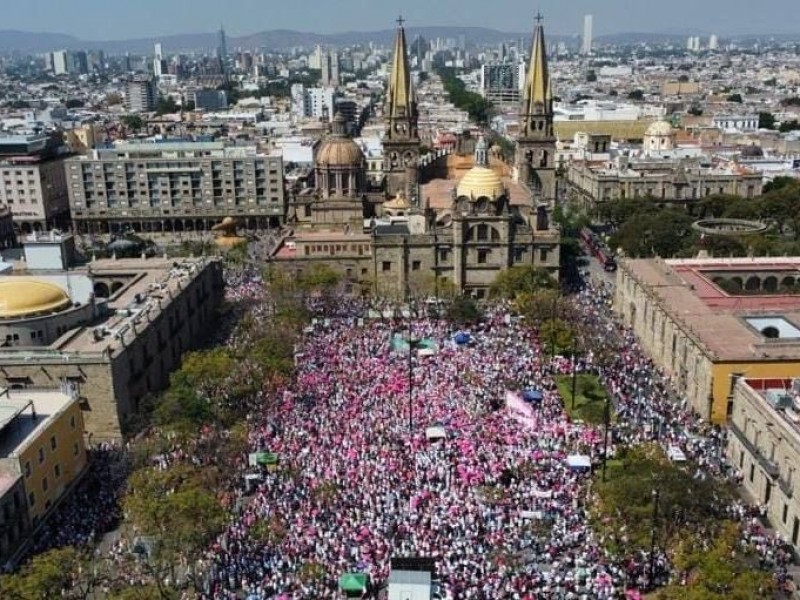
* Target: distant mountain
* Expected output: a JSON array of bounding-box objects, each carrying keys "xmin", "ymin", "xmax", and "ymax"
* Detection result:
[
  {"xmin": 0, "ymin": 30, "xmax": 80, "ymax": 53},
  {"xmin": 0, "ymin": 27, "xmax": 797, "ymax": 55}
]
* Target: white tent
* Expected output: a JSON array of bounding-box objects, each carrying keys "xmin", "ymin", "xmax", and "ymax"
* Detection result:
[
  {"xmin": 425, "ymin": 426, "xmax": 447, "ymax": 441},
  {"xmin": 566, "ymin": 454, "xmax": 592, "ymax": 470},
  {"xmin": 667, "ymin": 446, "xmax": 687, "ymax": 462}
]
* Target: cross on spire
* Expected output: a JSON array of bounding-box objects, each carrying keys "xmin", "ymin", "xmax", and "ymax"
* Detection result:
[
  {"xmin": 535, "ymin": 12, "xmax": 544, "ymax": 24},
  {"xmin": 396, "ymin": 15, "xmax": 406, "ymax": 28}
]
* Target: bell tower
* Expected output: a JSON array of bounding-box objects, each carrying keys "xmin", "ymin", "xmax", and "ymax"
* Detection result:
[
  {"xmin": 383, "ymin": 16, "xmax": 420, "ymax": 198},
  {"xmin": 516, "ymin": 13, "xmax": 556, "ymax": 207}
]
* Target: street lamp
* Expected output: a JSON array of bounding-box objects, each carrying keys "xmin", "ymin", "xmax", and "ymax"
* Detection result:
[
  {"xmin": 570, "ymin": 347, "xmax": 578, "ymax": 411},
  {"xmin": 407, "ymin": 332, "xmax": 422, "ymax": 432},
  {"xmin": 601, "ymin": 393, "xmax": 611, "ymax": 482},
  {"xmin": 649, "ymin": 486, "xmax": 661, "ymax": 590}
]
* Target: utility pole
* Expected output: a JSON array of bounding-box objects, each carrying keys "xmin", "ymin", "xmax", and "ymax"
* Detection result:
[
  {"xmin": 571, "ymin": 348, "xmax": 578, "ymax": 410},
  {"xmin": 649, "ymin": 487, "xmax": 661, "ymax": 590},
  {"xmin": 601, "ymin": 393, "xmax": 610, "ymax": 482}
]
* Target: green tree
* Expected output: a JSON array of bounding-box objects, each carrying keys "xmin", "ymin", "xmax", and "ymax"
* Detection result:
[
  {"xmin": 436, "ymin": 67, "xmax": 493, "ymax": 125},
  {"xmin": 0, "ymin": 547, "xmax": 102, "ymax": 600},
  {"xmin": 627, "ymin": 89, "xmax": 645, "ymax": 101},
  {"xmin": 447, "ymin": 296, "xmax": 482, "ymax": 324},
  {"xmin": 155, "ymin": 95, "xmax": 179, "ymax": 115},
  {"xmin": 65, "ymin": 98, "xmax": 84, "ymax": 109},
  {"xmin": 489, "ymin": 265, "xmax": 557, "ymax": 300},
  {"xmin": 123, "ymin": 465, "xmax": 226, "ymax": 565},
  {"xmin": 612, "ymin": 208, "xmax": 694, "ymax": 258},
  {"xmin": 121, "ymin": 115, "xmax": 144, "ymax": 132},
  {"xmin": 757, "ymin": 112, "xmax": 775, "ymax": 130},
  {"xmin": 726, "ymin": 93, "xmax": 743, "ymax": 103},
  {"xmin": 779, "ymin": 119, "xmax": 800, "ymax": 133}
]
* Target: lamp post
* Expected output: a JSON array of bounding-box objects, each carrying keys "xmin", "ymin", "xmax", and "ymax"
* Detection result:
[
  {"xmin": 550, "ymin": 295, "xmax": 558, "ymax": 360},
  {"xmin": 649, "ymin": 486, "xmax": 661, "ymax": 590},
  {"xmin": 407, "ymin": 332, "xmax": 421, "ymax": 432},
  {"xmin": 570, "ymin": 348, "xmax": 578, "ymax": 411},
  {"xmin": 601, "ymin": 393, "xmax": 611, "ymax": 482}
]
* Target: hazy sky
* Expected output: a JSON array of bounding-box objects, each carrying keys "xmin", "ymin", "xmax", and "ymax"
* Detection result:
[{"xmin": 4, "ymin": 0, "xmax": 798, "ymax": 39}]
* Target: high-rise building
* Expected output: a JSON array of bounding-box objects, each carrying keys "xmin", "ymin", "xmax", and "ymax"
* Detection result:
[
  {"xmin": 0, "ymin": 134, "xmax": 72, "ymax": 232},
  {"xmin": 382, "ymin": 18, "xmax": 420, "ymax": 197},
  {"xmin": 66, "ymin": 142, "xmax": 286, "ymax": 233},
  {"xmin": 481, "ymin": 62, "xmax": 525, "ymax": 105},
  {"xmin": 290, "ymin": 84, "xmax": 336, "ymax": 119},
  {"xmin": 217, "ymin": 25, "xmax": 229, "ymax": 75},
  {"xmin": 320, "ymin": 50, "xmax": 340, "ymax": 87},
  {"xmin": 125, "ymin": 76, "xmax": 157, "ymax": 113},
  {"xmin": 709, "ymin": 34, "xmax": 719, "ymax": 50},
  {"xmin": 153, "ymin": 43, "xmax": 164, "ymax": 79},
  {"xmin": 51, "ymin": 50, "xmax": 68, "ymax": 75},
  {"xmin": 582, "ymin": 15, "xmax": 593, "ymax": 55},
  {"xmin": 193, "ymin": 89, "xmax": 229, "ymax": 111}
]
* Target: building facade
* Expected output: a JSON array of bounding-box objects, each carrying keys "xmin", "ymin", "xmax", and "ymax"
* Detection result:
[
  {"xmin": 125, "ymin": 77, "xmax": 157, "ymax": 113},
  {"xmin": 0, "ymin": 135, "xmax": 72, "ymax": 233},
  {"xmin": 273, "ymin": 19, "xmax": 560, "ymax": 298},
  {"xmin": 727, "ymin": 377, "xmax": 800, "ymax": 550},
  {"xmin": 0, "ymin": 386, "xmax": 88, "ymax": 564},
  {"xmin": 66, "ymin": 142, "xmax": 285, "ymax": 235},
  {"xmin": 615, "ymin": 257, "xmax": 800, "ymax": 423},
  {"xmin": 0, "ymin": 256, "xmax": 224, "ymax": 441}
]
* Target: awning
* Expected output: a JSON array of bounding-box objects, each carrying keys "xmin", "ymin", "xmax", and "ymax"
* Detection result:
[
  {"xmin": 339, "ymin": 572, "xmax": 368, "ymax": 593},
  {"xmin": 255, "ymin": 452, "xmax": 278, "ymax": 466},
  {"xmin": 453, "ymin": 332, "xmax": 471, "ymax": 345}
]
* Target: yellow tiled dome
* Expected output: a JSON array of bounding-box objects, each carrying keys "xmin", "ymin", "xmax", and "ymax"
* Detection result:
[
  {"xmin": 456, "ymin": 166, "xmax": 504, "ymax": 200},
  {"xmin": 0, "ymin": 279, "xmax": 71, "ymax": 319}
]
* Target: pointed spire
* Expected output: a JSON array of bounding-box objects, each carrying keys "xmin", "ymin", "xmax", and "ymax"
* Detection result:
[
  {"xmin": 387, "ymin": 15, "xmax": 416, "ymax": 125},
  {"xmin": 522, "ymin": 15, "xmax": 551, "ymax": 115}
]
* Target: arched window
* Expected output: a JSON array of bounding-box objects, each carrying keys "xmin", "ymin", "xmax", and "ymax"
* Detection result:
[
  {"xmin": 763, "ymin": 276, "xmax": 778, "ymax": 293},
  {"xmin": 530, "ymin": 172, "xmax": 542, "ymax": 195},
  {"xmin": 745, "ymin": 276, "xmax": 761, "ymax": 292}
]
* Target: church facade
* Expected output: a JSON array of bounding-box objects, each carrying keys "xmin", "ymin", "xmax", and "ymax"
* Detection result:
[{"xmin": 273, "ymin": 19, "xmax": 561, "ymax": 299}]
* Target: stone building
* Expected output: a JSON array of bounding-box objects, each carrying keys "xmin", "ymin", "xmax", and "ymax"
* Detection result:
[
  {"xmin": 727, "ymin": 376, "xmax": 800, "ymax": 550},
  {"xmin": 272, "ymin": 19, "xmax": 561, "ymax": 297},
  {"xmin": 615, "ymin": 257, "xmax": 800, "ymax": 423},
  {"xmin": 0, "ymin": 249, "xmax": 223, "ymax": 441}
]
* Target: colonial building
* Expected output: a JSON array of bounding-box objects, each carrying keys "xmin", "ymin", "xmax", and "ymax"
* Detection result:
[
  {"xmin": 272, "ymin": 18, "xmax": 560, "ymax": 298},
  {"xmin": 615, "ymin": 257, "xmax": 800, "ymax": 423},
  {"xmin": 727, "ymin": 376, "xmax": 800, "ymax": 550},
  {"xmin": 382, "ymin": 19, "xmax": 421, "ymax": 198},
  {"xmin": 0, "ymin": 237, "xmax": 223, "ymax": 440}
]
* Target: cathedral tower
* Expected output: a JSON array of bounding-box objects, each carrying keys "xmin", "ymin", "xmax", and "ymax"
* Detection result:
[
  {"xmin": 383, "ymin": 16, "xmax": 420, "ymax": 198},
  {"xmin": 515, "ymin": 14, "xmax": 556, "ymax": 206}
]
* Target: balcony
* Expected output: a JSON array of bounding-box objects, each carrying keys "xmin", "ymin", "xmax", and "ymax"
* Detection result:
[{"xmin": 729, "ymin": 421, "xmax": 780, "ymax": 479}]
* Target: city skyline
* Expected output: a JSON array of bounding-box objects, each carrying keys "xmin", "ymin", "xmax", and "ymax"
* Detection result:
[{"xmin": 1, "ymin": 0, "xmax": 799, "ymax": 41}]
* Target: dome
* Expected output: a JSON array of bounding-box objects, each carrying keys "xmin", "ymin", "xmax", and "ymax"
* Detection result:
[
  {"xmin": 456, "ymin": 166, "xmax": 505, "ymax": 200},
  {"xmin": 645, "ymin": 120, "xmax": 674, "ymax": 137},
  {"xmin": 316, "ymin": 137, "xmax": 364, "ymax": 168},
  {"xmin": 0, "ymin": 279, "xmax": 71, "ymax": 319},
  {"xmin": 315, "ymin": 113, "xmax": 364, "ymax": 168}
]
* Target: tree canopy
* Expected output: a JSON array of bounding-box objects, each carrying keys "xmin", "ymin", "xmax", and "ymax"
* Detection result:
[{"xmin": 489, "ymin": 265, "xmax": 557, "ymax": 300}]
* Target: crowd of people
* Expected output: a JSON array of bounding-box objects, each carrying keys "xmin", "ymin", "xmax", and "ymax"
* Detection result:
[{"xmin": 10, "ymin": 262, "xmax": 796, "ymax": 598}]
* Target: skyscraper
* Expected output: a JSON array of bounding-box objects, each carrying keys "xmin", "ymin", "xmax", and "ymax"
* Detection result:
[
  {"xmin": 217, "ymin": 26, "xmax": 228, "ymax": 75},
  {"xmin": 582, "ymin": 15, "xmax": 593, "ymax": 55},
  {"xmin": 709, "ymin": 34, "xmax": 719, "ymax": 50},
  {"xmin": 153, "ymin": 43, "xmax": 164, "ymax": 79}
]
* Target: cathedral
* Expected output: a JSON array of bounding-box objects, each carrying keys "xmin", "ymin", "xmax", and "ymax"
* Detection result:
[{"xmin": 275, "ymin": 18, "xmax": 560, "ymax": 299}]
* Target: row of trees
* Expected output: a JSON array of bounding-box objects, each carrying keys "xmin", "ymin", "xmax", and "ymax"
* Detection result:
[
  {"xmin": 436, "ymin": 67, "xmax": 493, "ymax": 125},
  {"xmin": 595, "ymin": 177, "xmax": 800, "ymax": 258}
]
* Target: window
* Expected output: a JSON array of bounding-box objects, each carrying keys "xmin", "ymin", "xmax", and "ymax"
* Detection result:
[
  {"xmin": 42, "ymin": 477, "xmax": 48, "ymax": 492},
  {"xmin": 38, "ymin": 447, "xmax": 45, "ymax": 464},
  {"xmin": 382, "ymin": 261, "xmax": 391, "ymax": 272},
  {"xmin": 539, "ymin": 248, "xmax": 549, "ymax": 262},
  {"xmin": 70, "ymin": 415, "xmax": 76, "ymax": 430},
  {"xmin": 50, "ymin": 436, "xmax": 57, "ymax": 450},
  {"xmin": 412, "ymin": 261, "xmax": 421, "ymax": 271},
  {"xmin": 28, "ymin": 492, "xmax": 35, "ymax": 507},
  {"xmin": 477, "ymin": 250, "xmax": 488, "ymax": 264},
  {"xmin": 24, "ymin": 462, "xmax": 31, "ymax": 478},
  {"xmin": 72, "ymin": 442, "xmax": 79, "ymax": 457},
  {"xmin": 749, "ymin": 463, "xmax": 755, "ymax": 483},
  {"xmin": 54, "ymin": 464, "xmax": 61, "ymax": 478},
  {"xmin": 784, "ymin": 503, "xmax": 789, "ymax": 524}
]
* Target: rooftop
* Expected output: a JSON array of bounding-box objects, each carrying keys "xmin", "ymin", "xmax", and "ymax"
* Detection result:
[
  {"xmin": 0, "ymin": 386, "xmax": 77, "ymax": 459},
  {"xmin": 623, "ymin": 257, "xmax": 800, "ymax": 361}
]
